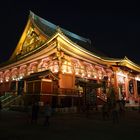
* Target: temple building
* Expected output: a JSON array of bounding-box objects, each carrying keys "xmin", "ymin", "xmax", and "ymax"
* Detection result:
[{"xmin": 0, "ymin": 11, "xmax": 140, "ymax": 108}]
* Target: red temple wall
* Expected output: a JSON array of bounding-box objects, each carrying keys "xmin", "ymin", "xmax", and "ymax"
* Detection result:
[{"xmin": 59, "ymin": 73, "xmax": 75, "ymax": 89}]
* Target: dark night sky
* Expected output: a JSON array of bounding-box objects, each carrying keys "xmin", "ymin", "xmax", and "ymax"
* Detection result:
[{"xmin": 0, "ymin": 0, "xmax": 140, "ymax": 64}]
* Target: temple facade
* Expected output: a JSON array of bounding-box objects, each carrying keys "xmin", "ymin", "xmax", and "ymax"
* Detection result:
[{"xmin": 0, "ymin": 11, "xmax": 140, "ymax": 108}]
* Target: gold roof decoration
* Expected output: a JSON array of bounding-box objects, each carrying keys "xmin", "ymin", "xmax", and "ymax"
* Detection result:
[{"xmin": 1, "ymin": 11, "xmax": 139, "ymax": 75}]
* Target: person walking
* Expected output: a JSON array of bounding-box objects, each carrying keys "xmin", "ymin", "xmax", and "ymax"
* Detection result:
[
  {"xmin": 44, "ymin": 102, "xmax": 52, "ymax": 126},
  {"xmin": 111, "ymin": 102, "xmax": 119, "ymax": 124},
  {"xmin": 102, "ymin": 102, "xmax": 109, "ymax": 120}
]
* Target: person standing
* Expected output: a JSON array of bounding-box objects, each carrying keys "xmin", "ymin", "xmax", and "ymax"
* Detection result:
[
  {"xmin": 0, "ymin": 100, "xmax": 2, "ymax": 119},
  {"xmin": 102, "ymin": 102, "xmax": 109, "ymax": 120},
  {"xmin": 0, "ymin": 100, "xmax": 2, "ymax": 110},
  {"xmin": 31, "ymin": 102, "xmax": 39, "ymax": 124},
  {"xmin": 111, "ymin": 102, "xmax": 119, "ymax": 124},
  {"xmin": 44, "ymin": 102, "xmax": 52, "ymax": 126}
]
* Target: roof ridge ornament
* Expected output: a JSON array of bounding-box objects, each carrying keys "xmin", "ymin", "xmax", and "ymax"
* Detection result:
[
  {"xmin": 56, "ymin": 26, "xmax": 63, "ymax": 34},
  {"xmin": 124, "ymin": 56, "xmax": 128, "ymax": 60}
]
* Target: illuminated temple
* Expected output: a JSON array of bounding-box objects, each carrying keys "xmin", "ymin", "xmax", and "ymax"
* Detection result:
[{"xmin": 0, "ymin": 11, "xmax": 140, "ymax": 108}]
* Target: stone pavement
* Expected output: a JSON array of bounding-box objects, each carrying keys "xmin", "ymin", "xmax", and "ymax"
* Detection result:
[{"xmin": 0, "ymin": 109, "xmax": 140, "ymax": 140}]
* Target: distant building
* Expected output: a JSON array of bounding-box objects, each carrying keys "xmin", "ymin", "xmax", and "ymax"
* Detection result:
[{"xmin": 0, "ymin": 11, "xmax": 140, "ymax": 107}]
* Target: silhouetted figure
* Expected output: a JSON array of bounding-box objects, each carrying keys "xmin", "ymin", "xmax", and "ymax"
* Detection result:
[
  {"xmin": 44, "ymin": 102, "xmax": 52, "ymax": 126},
  {"xmin": 139, "ymin": 100, "xmax": 140, "ymax": 113},
  {"xmin": 111, "ymin": 102, "xmax": 119, "ymax": 124},
  {"xmin": 25, "ymin": 104, "xmax": 31, "ymax": 124},
  {"xmin": 31, "ymin": 102, "xmax": 39, "ymax": 124},
  {"xmin": 102, "ymin": 102, "xmax": 109, "ymax": 120},
  {"xmin": 0, "ymin": 100, "xmax": 2, "ymax": 111},
  {"xmin": 119, "ymin": 100, "xmax": 125, "ymax": 117},
  {"xmin": 85, "ymin": 104, "xmax": 90, "ymax": 118},
  {"xmin": 0, "ymin": 100, "xmax": 2, "ymax": 119}
]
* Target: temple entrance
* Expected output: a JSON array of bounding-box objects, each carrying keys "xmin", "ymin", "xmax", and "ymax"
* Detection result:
[
  {"xmin": 10, "ymin": 80, "xmax": 24, "ymax": 95},
  {"xmin": 10, "ymin": 81, "xmax": 16, "ymax": 92},
  {"xmin": 129, "ymin": 79, "xmax": 134, "ymax": 94},
  {"xmin": 118, "ymin": 84, "xmax": 126, "ymax": 100},
  {"xmin": 137, "ymin": 81, "xmax": 140, "ymax": 95},
  {"xmin": 75, "ymin": 77, "xmax": 102, "ymax": 109},
  {"xmin": 18, "ymin": 80, "xmax": 24, "ymax": 95}
]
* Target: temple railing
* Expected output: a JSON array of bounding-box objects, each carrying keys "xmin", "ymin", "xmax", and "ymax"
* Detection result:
[
  {"xmin": 97, "ymin": 92, "xmax": 107, "ymax": 102},
  {"xmin": 57, "ymin": 88, "xmax": 79, "ymax": 97}
]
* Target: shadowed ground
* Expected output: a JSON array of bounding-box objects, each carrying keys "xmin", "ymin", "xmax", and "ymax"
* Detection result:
[{"xmin": 0, "ymin": 109, "xmax": 140, "ymax": 140}]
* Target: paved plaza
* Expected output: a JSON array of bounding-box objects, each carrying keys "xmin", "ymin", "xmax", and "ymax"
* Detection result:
[{"xmin": 0, "ymin": 109, "xmax": 140, "ymax": 140}]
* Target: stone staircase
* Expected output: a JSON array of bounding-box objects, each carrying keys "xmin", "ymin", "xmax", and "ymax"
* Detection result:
[{"xmin": 0, "ymin": 93, "xmax": 23, "ymax": 109}]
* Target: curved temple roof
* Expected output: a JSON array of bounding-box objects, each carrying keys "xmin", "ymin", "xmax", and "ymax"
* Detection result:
[
  {"xmin": 29, "ymin": 12, "xmax": 140, "ymax": 73},
  {"xmin": 30, "ymin": 11, "xmax": 91, "ymax": 49},
  {"xmin": 1, "ymin": 11, "xmax": 140, "ymax": 74}
]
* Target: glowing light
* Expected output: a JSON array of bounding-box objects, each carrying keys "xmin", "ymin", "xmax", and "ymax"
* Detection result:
[
  {"xmin": 135, "ymin": 77, "xmax": 140, "ymax": 81},
  {"xmin": 62, "ymin": 64, "xmax": 67, "ymax": 73},
  {"xmin": 75, "ymin": 68, "xmax": 79, "ymax": 75},
  {"xmin": 49, "ymin": 67, "xmax": 53, "ymax": 72},
  {"xmin": 67, "ymin": 70, "xmax": 72, "ymax": 73},
  {"xmin": 99, "ymin": 77, "xmax": 102, "ymax": 80},
  {"xmin": 19, "ymin": 76, "xmax": 23, "ymax": 79},
  {"xmin": 87, "ymin": 74, "xmax": 90, "ymax": 77},
  {"xmin": 54, "ymin": 69, "xmax": 58, "ymax": 72},
  {"xmin": 118, "ymin": 76, "xmax": 125, "ymax": 84},
  {"xmin": 16, "ymin": 78, "xmax": 21, "ymax": 81},
  {"xmin": 82, "ymin": 73, "xmax": 85, "ymax": 77},
  {"xmin": 62, "ymin": 69, "xmax": 66, "ymax": 73},
  {"xmin": 42, "ymin": 79, "xmax": 52, "ymax": 82},
  {"xmin": 75, "ymin": 71, "xmax": 79, "ymax": 75},
  {"xmin": 108, "ymin": 78, "xmax": 110, "ymax": 81},
  {"xmin": 117, "ymin": 72, "xmax": 127, "ymax": 78},
  {"xmin": 67, "ymin": 66, "xmax": 72, "ymax": 73}
]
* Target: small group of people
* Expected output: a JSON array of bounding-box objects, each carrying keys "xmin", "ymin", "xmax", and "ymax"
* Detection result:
[
  {"xmin": 29, "ymin": 101, "xmax": 52, "ymax": 126},
  {"xmin": 102, "ymin": 99, "xmax": 125, "ymax": 123}
]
